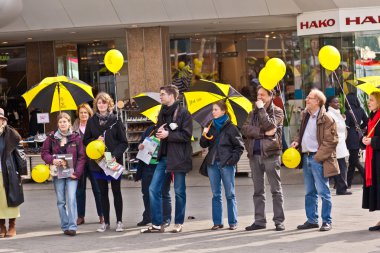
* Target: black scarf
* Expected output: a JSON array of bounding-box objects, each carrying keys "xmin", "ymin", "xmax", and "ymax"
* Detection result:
[
  {"xmin": 96, "ymin": 112, "xmax": 111, "ymax": 126},
  {"xmin": 158, "ymin": 101, "xmax": 179, "ymax": 125}
]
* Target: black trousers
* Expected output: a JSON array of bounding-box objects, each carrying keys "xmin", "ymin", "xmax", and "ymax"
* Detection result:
[
  {"xmin": 347, "ymin": 149, "xmax": 365, "ymax": 187},
  {"xmin": 97, "ymin": 179, "xmax": 123, "ymax": 224},
  {"xmin": 334, "ymin": 158, "xmax": 348, "ymax": 194}
]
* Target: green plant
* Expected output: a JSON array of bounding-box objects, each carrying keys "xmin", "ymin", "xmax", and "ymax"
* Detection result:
[
  {"xmin": 359, "ymin": 92, "xmax": 370, "ymax": 116},
  {"xmin": 338, "ymin": 93, "xmax": 346, "ymax": 114},
  {"xmin": 284, "ymin": 103, "xmax": 294, "ymax": 127}
]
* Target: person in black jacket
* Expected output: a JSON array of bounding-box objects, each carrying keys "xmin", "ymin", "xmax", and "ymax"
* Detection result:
[
  {"xmin": 200, "ymin": 100, "xmax": 244, "ymax": 230},
  {"xmin": 83, "ymin": 92, "xmax": 128, "ymax": 233},
  {"xmin": 135, "ymin": 125, "xmax": 172, "ymax": 227},
  {"xmin": 141, "ymin": 85, "xmax": 192, "ymax": 233},
  {"xmin": 345, "ymin": 93, "xmax": 368, "ymax": 188}
]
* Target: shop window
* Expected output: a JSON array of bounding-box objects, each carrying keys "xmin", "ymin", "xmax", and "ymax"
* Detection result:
[{"xmin": 0, "ymin": 46, "xmax": 27, "ymax": 136}]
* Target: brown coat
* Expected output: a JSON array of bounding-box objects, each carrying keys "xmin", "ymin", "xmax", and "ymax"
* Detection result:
[
  {"xmin": 241, "ymin": 102, "xmax": 284, "ymax": 158},
  {"xmin": 294, "ymin": 106, "xmax": 339, "ymax": 177}
]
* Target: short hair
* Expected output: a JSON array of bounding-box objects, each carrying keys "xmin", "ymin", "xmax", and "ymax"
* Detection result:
[
  {"xmin": 160, "ymin": 85, "xmax": 179, "ymax": 100},
  {"xmin": 257, "ymin": 85, "xmax": 273, "ymax": 96},
  {"xmin": 309, "ymin": 88, "xmax": 326, "ymax": 107},
  {"xmin": 57, "ymin": 112, "xmax": 71, "ymax": 124},
  {"xmin": 76, "ymin": 103, "xmax": 93, "ymax": 117},
  {"xmin": 325, "ymin": 95, "xmax": 338, "ymax": 111},
  {"xmin": 370, "ymin": 91, "xmax": 380, "ymax": 110},
  {"xmin": 213, "ymin": 100, "xmax": 228, "ymax": 112},
  {"xmin": 93, "ymin": 92, "xmax": 114, "ymax": 113}
]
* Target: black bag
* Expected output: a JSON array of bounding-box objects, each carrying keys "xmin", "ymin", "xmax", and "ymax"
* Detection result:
[
  {"xmin": 14, "ymin": 149, "xmax": 27, "ymax": 175},
  {"xmin": 6, "ymin": 165, "xmax": 24, "ymax": 207},
  {"xmin": 199, "ymin": 154, "xmax": 209, "ymax": 177}
]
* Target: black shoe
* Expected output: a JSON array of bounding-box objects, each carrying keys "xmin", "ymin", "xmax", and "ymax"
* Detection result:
[
  {"xmin": 336, "ymin": 191, "xmax": 352, "ymax": 195},
  {"xmin": 319, "ymin": 222, "xmax": 332, "ymax": 231},
  {"xmin": 245, "ymin": 223, "xmax": 266, "ymax": 231},
  {"xmin": 275, "ymin": 224, "xmax": 285, "ymax": 231},
  {"xmin": 297, "ymin": 221, "xmax": 319, "ymax": 230},
  {"xmin": 369, "ymin": 225, "xmax": 380, "ymax": 231},
  {"xmin": 137, "ymin": 220, "xmax": 151, "ymax": 226}
]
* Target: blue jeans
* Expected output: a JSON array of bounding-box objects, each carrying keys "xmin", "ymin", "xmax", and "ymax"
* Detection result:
[
  {"xmin": 303, "ymin": 154, "xmax": 332, "ymax": 224},
  {"xmin": 207, "ymin": 162, "xmax": 237, "ymax": 226},
  {"xmin": 149, "ymin": 157, "xmax": 186, "ymax": 226},
  {"xmin": 53, "ymin": 177, "xmax": 78, "ymax": 231},
  {"xmin": 141, "ymin": 164, "xmax": 172, "ymax": 223},
  {"xmin": 76, "ymin": 163, "xmax": 103, "ymax": 218}
]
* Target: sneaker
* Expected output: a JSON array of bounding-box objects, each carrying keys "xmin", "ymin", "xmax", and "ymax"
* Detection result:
[
  {"xmin": 116, "ymin": 221, "xmax": 124, "ymax": 232},
  {"xmin": 211, "ymin": 224, "xmax": 224, "ymax": 230},
  {"xmin": 161, "ymin": 222, "xmax": 170, "ymax": 228},
  {"xmin": 172, "ymin": 224, "xmax": 183, "ymax": 233},
  {"xmin": 297, "ymin": 221, "xmax": 319, "ymax": 230},
  {"xmin": 141, "ymin": 225, "xmax": 164, "ymax": 233},
  {"xmin": 245, "ymin": 223, "xmax": 266, "ymax": 231},
  {"xmin": 319, "ymin": 222, "xmax": 332, "ymax": 231},
  {"xmin": 275, "ymin": 224, "xmax": 285, "ymax": 231},
  {"xmin": 97, "ymin": 222, "xmax": 110, "ymax": 232}
]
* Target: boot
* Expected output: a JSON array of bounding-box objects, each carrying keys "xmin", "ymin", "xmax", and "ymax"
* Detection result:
[
  {"xmin": 0, "ymin": 219, "xmax": 6, "ymax": 238},
  {"xmin": 6, "ymin": 218, "xmax": 16, "ymax": 237}
]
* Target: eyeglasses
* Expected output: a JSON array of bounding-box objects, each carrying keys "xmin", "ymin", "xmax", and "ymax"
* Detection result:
[{"xmin": 306, "ymin": 96, "xmax": 318, "ymax": 100}]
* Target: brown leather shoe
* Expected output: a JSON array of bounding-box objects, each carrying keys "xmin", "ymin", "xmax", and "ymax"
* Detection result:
[
  {"xmin": 6, "ymin": 218, "xmax": 16, "ymax": 237},
  {"xmin": 211, "ymin": 224, "xmax": 224, "ymax": 230},
  {"xmin": 0, "ymin": 219, "xmax": 6, "ymax": 238},
  {"xmin": 77, "ymin": 217, "xmax": 85, "ymax": 225},
  {"xmin": 99, "ymin": 216, "xmax": 104, "ymax": 224}
]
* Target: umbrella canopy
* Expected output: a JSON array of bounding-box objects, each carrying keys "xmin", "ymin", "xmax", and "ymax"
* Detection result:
[
  {"xmin": 22, "ymin": 76, "xmax": 94, "ymax": 112},
  {"xmin": 354, "ymin": 76, "xmax": 380, "ymax": 95},
  {"xmin": 133, "ymin": 92, "xmax": 161, "ymax": 123},
  {"xmin": 183, "ymin": 79, "xmax": 252, "ymax": 128}
]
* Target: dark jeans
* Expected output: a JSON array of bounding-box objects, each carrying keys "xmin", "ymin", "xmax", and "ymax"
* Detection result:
[
  {"xmin": 97, "ymin": 179, "xmax": 123, "ymax": 224},
  {"xmin": 76, "ymin": 164, "xmax": 103, "ymax": 218},
  {"xmin": 141, "ymin": 164, "xmax": 172, "ymax": 223},
  {"xmin": 334, "ymin": 158, "xmax": 348, "ymax": 194},
  {"xmin": 347, "ymin": 149, "xmax": 365, "ymax": 187}
]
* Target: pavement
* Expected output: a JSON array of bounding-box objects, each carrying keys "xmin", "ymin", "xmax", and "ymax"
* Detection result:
[{"xmin": 1, "ymin": 156, "xmax": 378, "ymax": 253}]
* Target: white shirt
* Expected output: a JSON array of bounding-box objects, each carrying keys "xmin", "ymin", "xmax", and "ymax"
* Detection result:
[
  {"xmin": 327, "ymin": 107, "xmax": 349, "ymax": 159},
  {"xmin": 301, "ymin": 109, "xmax": 319, "ymax": 153}
]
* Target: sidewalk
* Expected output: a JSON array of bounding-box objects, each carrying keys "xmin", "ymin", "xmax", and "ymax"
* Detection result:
[{"xmin": 2, "ymin": 157, "xmax": 375, "ymax": 253}]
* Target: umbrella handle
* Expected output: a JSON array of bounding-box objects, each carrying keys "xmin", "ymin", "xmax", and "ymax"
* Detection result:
[{"xmin": 202, "ymin": 121, "xmax": 214, "ymax": 140}]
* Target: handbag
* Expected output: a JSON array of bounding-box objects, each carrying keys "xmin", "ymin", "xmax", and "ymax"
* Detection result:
[
  {"xmin": 199, "ymin": 153, "xmax": 209, "ymax": 177},
  {"xmin": 13, "ymin": 148, "xmax": 27, "ymax": 175},
  {"xmin": 7, "ymin": 166, "xmax": 24, "ymax": 207}
]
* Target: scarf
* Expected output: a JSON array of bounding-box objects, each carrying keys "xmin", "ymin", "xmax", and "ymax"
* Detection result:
[
  {"xmin": 159, "ymin": 101, "xmax": 179, "ymax": 124},
  {"xmin": 213, "ymin": 114, "xmax": 228, "ymax": 133},
  {"xmin": 96, "ymin": 112, "xmax": 111, "ymax": 126},
  {"xmin": 365, "ymin": 110, "xmax": 380, "ymax": 187}
]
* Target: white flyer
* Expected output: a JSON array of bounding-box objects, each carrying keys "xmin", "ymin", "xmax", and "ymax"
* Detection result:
[{"xmin": 136, "ymin": 137, "xmax": 159, "ymax": 165}]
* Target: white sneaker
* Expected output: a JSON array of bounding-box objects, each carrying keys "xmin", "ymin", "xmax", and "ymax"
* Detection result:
[
  {"xmin": 116, "ymin": 221, "xmax": 124, "ymax": 232},
  {"xmin": 97, "ymin": 222, "xmax": 109, "ymax": 232},
  {"xmin": 172, "ymin": 224, "xmax": 183, "ymax": 233}
]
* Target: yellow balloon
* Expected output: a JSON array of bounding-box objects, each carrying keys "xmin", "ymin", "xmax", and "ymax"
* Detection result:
[
  {"xmin": 178, "ymin": 61, "xmax": 185, "ymax": 69},
  {"xmin": 31, "ymin": 164, "xmax": 50, "ymax": 183},
  {"xmin": 282, "ymin": 148, "xmax": 301, "ymax": 169},
  {"xmin": 104, "ymin": 49, "xmax": 124, "ymax": 74},
  {"xmin": 258, "ymin": 67, "xmax": 277, "ymax": 90},
  {"xmin": 318, "ymin": 45, "xmax": 341, "ymax": 71},
  {"xmin": 193, "ymin": 58, "xmax": 200, "ymax": 66},
  {"xmin": 86, "ymin": 140, "xmax": 106, "ymax": 160},
  {"xmin": 266, "ymin": 58, "xmax": 286, "ymax": 81},
  {"xmin": 195, "ymin": 60, "xmax": 203, "ymax": 68}
]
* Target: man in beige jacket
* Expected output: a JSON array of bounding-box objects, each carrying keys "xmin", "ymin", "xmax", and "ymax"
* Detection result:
[{"xmin": 291, "ymin": 88, "xmax": 339, "ymax": 232}]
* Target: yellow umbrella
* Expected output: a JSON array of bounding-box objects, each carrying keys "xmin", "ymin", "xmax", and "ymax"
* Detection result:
[
  {"xmin": 355, "ymin": 76, "xmax": 380, "ymax": 95},
  {"xmin": 133, "ymin": 92, "xmax": 161, "ymax": 124},
  {"xmin": 22, "ymin": 76, "xmax": 94, "ymax": 112}
]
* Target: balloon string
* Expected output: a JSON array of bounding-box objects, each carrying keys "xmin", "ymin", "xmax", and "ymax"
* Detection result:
[{"xmin": 332, "ymin": 71, "xmax": 361, "ymax": 128}]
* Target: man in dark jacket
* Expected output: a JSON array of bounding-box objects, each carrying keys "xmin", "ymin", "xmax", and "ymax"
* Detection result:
[
  {"xmin": 242, "ymin": 85, "xmax": 285, "ymax": 232},
  {"xmin": 291, "ymin": 88, "xmax": 339, "ymax": 232},
  {"xmin": 142, "ymin": 85, "xmax": 193, "ymax": 233}
]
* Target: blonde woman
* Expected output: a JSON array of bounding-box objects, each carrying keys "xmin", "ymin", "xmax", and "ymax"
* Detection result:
[
  {"xmin": 41, "ymin": 112, "xmax": 85, "ymax": 236},
  {"xmin": 73, "ymin": 103, "xmax": 103, "ymax": 225},
  {"xmin": 83, "ymin": 92, "xmax": 128, "ymax": 232}
]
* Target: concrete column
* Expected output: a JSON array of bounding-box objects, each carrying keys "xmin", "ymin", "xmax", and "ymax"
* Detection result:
[{"xmin": 126, "ymin": 27, "xmax": 170, "ymax": 97}]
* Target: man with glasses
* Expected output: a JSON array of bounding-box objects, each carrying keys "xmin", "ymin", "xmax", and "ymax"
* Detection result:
[{"xmin": 291, "ymin": 88, "xmax": 339, "ymax": 232}]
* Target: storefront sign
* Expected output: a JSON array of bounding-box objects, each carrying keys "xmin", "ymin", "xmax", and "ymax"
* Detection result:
[{"xmin": 297, "ymin": 7, "xmax": 380, "ymax": 36}]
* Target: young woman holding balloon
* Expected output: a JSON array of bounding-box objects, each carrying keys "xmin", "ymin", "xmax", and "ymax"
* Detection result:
[
  {"xmin": 83, "ymin": 92, "xmax": 128, "ymax": 233},
  {"xmin": 362, "ymin": 92, "xmax": 380, "ymax": 231},
  {"xmin": 41, "ymin": 112, "xmax": 85, "ymax": 236}
]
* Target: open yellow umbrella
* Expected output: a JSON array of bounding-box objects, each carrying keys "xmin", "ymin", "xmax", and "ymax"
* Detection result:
[
  {"xmin": 354, "ymin": 76, "xmax": 380, "ymax": 95},
  {"xmin": 22, "ymin": 76, "xmax": 94, "ymax": 112},
  {"xmin": 133, "ymin": 92, "xmax": 161, "ymax": 123},
  {"xmin": 183, "ymin": 79, "xmax": 252, "ymax": 128}
]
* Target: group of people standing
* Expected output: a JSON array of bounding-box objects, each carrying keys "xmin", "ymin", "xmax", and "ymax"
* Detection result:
[{"xmin": 1, "ymin": 83, "xmax": 380, "ymax": 237}]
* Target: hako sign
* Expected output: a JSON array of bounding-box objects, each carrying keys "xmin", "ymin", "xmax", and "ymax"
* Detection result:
[{"xmin": 297, "ymin": 7, "xmax": 380, "ymax": 36}]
